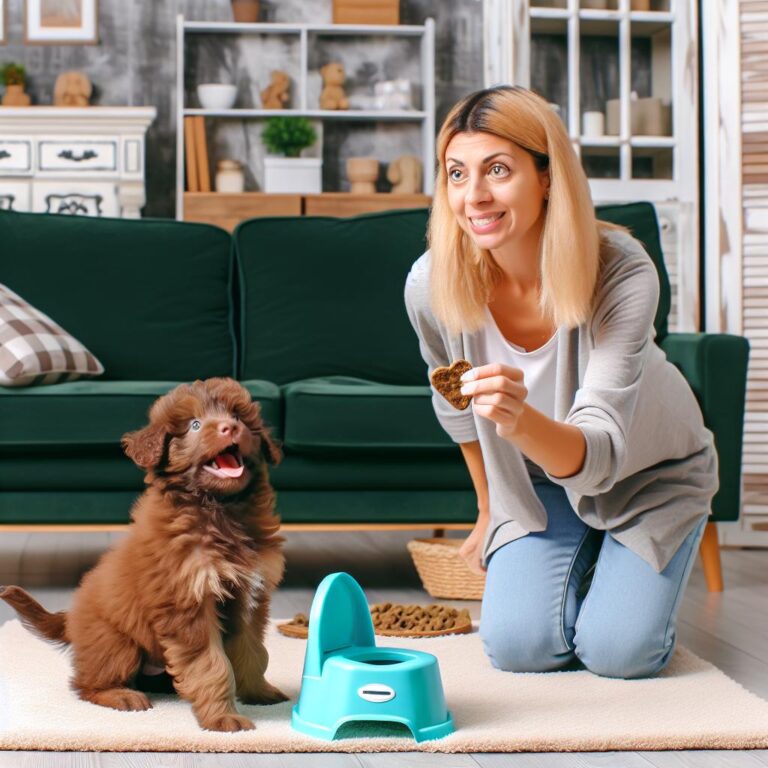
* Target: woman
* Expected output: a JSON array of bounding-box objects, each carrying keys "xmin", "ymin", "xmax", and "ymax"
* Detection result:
[{"xmin": 404, "ymin": 85, "xmax": 718, "ymax": 679}]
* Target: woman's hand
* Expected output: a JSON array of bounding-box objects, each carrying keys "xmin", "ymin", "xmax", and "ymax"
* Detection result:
[
  {"xmin": 460, "ymin": 363, "xmax": 528, "ymax": 440},
  {"xmin": 459, "ymin": 511, "xmax": 489, "ymax": 576}
]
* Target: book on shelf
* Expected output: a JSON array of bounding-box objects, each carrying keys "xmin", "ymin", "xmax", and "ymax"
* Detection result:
[
  {"xmin": 183, "ymin": 116, "xmax": 199, "ymax": 193},
  {"xmin": 194, "ymin": 116, "xmax": 211, "ymax": 193}
]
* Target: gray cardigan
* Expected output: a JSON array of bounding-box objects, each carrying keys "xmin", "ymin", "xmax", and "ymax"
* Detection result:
[{"xmin": 404, "ymin": 228, "xmax": 718, "ymax": 573}]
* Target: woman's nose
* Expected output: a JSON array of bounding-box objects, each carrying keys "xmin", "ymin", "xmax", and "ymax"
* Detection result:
[{"xmin": 465, "ymin": 175, "xmax": 492, "ymax": 206}]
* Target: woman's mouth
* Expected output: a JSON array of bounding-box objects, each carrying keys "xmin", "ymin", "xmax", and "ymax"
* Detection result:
[
  {"xmin": 468, "ymin": 212, "xmax": 505, "ymax": 234},
  {"xmin": 203, "ymin": 446, "xmax": 245, "ymax": 479}
]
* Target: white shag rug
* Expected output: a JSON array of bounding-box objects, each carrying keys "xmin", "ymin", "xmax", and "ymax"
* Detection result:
[{"xmin": 1, "ymin": 619, "xmax": 767, "ymax": 753}]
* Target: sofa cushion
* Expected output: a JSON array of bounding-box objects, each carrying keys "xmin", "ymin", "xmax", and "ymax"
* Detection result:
[
  {"xmin": 0, "ymin": 379, "xmax": 282, "ymax": 450},
  {"xmin": 595, "ymin": 202, "xmax": 670, "ymax": 342},
  {"xmin": 0, "ymin": 282, "xmax": 104, "ymax": 386},
  {"xmin": 235, "ymin": 209, "xmax": 430, "ymax": 385},
  {"xmin": 282, "ymin": 376, "xmax": 453, "ymax": 453},
  {"xmin": 0, "ymin": 210, "xmax": 236, "ymax": 381}
]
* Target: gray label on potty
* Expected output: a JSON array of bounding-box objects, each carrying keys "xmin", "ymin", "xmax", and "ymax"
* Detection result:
[{"xmin": 358, "ymin": 684, "xmax": 395, "ymax": 703}]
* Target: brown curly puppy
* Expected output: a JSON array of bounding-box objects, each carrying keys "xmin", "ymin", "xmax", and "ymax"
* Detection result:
[{"xmin": 1, "ymin": 378, "xmax": 287, "ymax": 732}]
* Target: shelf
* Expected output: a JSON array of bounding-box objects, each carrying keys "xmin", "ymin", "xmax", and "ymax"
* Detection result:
[
  {"xmin": 183, "ymin": 109, "xmax": 428, "ymax": 121},
  {"xmin": 176, "ymin": 13, "xmax": 436, "ymax": 215},
  {"xmin": 183, "ymin": 21, "xmax": 428, "ymax": 36}
]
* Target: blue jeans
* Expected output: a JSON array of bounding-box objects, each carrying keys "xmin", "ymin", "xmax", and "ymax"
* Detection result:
[{"xmin": 480, "ymin": 478, "xmax": 707, "ymax": 679}]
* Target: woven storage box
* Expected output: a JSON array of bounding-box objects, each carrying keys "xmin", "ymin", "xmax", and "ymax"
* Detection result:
[{"xmin": 407, "ymin": 538, "xmax": 486, "ymax": 600}]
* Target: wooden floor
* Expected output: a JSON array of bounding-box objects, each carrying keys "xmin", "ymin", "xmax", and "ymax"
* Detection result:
[{"xmin": 0, "ymin": 530, "xmax": 767, "ymax": 767}]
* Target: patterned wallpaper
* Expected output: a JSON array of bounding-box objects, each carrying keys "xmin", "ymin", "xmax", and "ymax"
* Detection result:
[{"xmin": 0, "ymin": 0, "xmax": 484, "ymax": 216}]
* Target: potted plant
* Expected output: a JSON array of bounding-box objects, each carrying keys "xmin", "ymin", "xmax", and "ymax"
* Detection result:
[
  {"xmin": 1, "ymin": 62, "xmax": 31, "ymax": 107},
  {"xmin": 261, "ymin": 116, "xmax": 322, "ymax": 193}
]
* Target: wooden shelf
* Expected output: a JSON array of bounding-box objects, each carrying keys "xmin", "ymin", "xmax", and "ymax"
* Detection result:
[
  {"xmin": 182, "ymin": 192, "xmax": 431, "ymax": 231},
  {"xmin": 183, "ymin": 192, "xmax": 302, "ymax": 231},
  {"xmin": 303, "ymin": 192, "xmax": 431, "ymax": 217}
]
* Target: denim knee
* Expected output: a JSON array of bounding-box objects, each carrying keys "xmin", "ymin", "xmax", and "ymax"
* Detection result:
[
  {"xmin": 480, "ymin": 612, "xmax": 569, "ymax": 673},
  {"xmin": 573, "ymin": 624, "xmax": 673, "ymax": 679}
]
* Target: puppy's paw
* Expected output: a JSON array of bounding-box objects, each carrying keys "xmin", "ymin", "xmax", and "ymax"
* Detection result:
[
  {"xmin": 84, "ymin": 688, "xmax": 153, "ymax": 712},
  {"xmin": 240, "ymin": 681, "xmax": 289, "ymax": 705},
  {"xmin": 201, "ymin": 713, "xmax": 255, "ymax": 732}
]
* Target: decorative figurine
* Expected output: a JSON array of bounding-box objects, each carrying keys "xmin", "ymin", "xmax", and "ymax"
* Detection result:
[
  {"xmin": 319, "ymin": 62, "xmax": 349, "ymax": 110},
  {"xmin": 260, "ymin": 70, "xmax": 290, "ymax": 110},
  {"xmin": 387, "ymin": 155, "xmax": 423, "ymax": 194},
  {"xmin": 54, "ymin": 71, "xmax": 93, "ymax": 107}
]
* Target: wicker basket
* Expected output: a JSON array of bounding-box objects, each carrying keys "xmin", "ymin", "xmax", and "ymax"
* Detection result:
[{"xmin": 407, "ymin": 538, "xmax": 486, "ymax": 600}]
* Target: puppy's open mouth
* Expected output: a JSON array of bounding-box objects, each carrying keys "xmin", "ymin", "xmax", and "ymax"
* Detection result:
[{"xmin": 202, "ymin": 445, "xmax": 245, "ymax": 479}]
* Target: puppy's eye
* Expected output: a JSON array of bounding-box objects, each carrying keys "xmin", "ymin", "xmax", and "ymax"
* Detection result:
[{"xmin": 190, "ymin": 420, "xmax": 201, "ymax": 432}]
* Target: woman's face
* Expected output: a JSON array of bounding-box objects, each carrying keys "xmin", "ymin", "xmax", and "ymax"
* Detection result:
[{"xmin": 444, "ymin": 131, "xmax": 549, "ymax": 253}]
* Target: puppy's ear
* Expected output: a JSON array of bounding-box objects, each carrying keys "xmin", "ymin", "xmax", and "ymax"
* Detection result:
[
  {"xmin": 121, "ymin": 424, "xmax": 167, "ymax": 470},
  {"xmin": 258, "ymin": 428, "xmax": 282, "ymax": 466}
]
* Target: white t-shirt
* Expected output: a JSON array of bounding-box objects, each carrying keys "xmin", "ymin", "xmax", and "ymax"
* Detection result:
[
  {"xmin": 481, "ymin": 307, "xmax": 559, "ymax": 479},
  {"xmin": 481, "ymin": 306, "xmax": 559, "ymax": 420}
]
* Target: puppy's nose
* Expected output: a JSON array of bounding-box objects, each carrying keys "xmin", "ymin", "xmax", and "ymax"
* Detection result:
[{"xmin": 218, "ymin": 420, "xmax": 239, "ymax": 439}]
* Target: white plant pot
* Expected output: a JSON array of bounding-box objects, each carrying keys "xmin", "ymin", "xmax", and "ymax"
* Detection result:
[{"xmin": 263, "ymin": 157, "xmax": 322, "ymax": 194}]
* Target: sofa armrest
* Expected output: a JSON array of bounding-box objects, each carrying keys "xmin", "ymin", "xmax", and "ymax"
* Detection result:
[{"xmin": 660, "ymin": 332, "xmax": 750, "ymax": 522}]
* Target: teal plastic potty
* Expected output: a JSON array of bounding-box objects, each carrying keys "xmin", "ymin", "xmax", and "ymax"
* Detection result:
[{"xmin": 291, "ymin": 572, "xmax": 455, "ymax": 742}]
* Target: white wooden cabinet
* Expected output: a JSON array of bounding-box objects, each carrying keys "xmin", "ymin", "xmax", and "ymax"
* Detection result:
[
  {"xmin": 483, "ymin": 0, "xmax": 700, "ymax": 332},
  {"xmin": 0, "ymin": 107, "xmax": 156, "ymax": 218}
]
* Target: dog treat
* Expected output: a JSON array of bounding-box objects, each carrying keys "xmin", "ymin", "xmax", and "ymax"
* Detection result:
[
  {"xmin": 277, "ymin": 604, "xmax": 472, "ymax": 639},
  {"xmin": 430, "ymin": 359, "xmax": 473, "ymax": 410}
]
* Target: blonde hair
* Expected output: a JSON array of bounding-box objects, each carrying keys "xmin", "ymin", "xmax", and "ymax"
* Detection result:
[{"xmin": 429, "ymin": 85, "xmax": 605, "ymax": 335}]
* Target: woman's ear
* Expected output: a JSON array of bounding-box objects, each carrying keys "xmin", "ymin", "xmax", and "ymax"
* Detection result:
[
  {"xmin": 121, "ymin": 424, "xmax": 168, "ymax": 470},
  {"xmin": 540, "ymin": 169, "xmax": 551, "ymax": 201}
]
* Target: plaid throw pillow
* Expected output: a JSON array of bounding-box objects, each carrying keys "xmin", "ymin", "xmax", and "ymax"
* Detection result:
[{"xmin": 0, "ymin": 283, "xmax": 104, "ymax": 387}]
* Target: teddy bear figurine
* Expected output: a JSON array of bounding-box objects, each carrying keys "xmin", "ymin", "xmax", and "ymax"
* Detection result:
[
  {"xmin": 387, "ymin": 154, "xmax": 423, "ymax": 194},
  {"xmin": 319, "ymin": 62, "xmax": 349, "ymax": 110},
  {"xmin": 53, "ymin": 71, "xmax": 92, "ymax": 107},
  {"xmin": 260, "ymin": 70, "xmax": 290, "ymax": 109}
]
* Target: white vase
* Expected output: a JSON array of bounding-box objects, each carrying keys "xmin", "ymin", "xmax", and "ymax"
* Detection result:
[{"xmin": 263, "ymin": 157, "xmax": 322, "ymax": 194}]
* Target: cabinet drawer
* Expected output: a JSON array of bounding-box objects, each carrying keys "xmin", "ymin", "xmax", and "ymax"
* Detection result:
[
  {"xmin": 39, "ymin": 140, "xmax": 118, "ymax": 172},
  {"xmin": 0, "ymin": 181, "xmax": 31, "ymax": 211},
  {"xmin": 32, "ymin": 181, "xmax": 119, "ymax": 217},
  {"xmin": 0, "ymin": 140, "xmax": 33, "ymax": 173}
]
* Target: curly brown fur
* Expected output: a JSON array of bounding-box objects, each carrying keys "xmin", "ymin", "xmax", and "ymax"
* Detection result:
[{"xmin": 0, "ymin": 378, "xmax": 287, "ymax": 732}]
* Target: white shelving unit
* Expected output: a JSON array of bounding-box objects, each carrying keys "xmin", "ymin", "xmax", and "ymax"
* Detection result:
[
  {"xmin": 175, "ymin": 15, "xmax": 436, "ymax": 219},
  {"xmin": 483, "ymin": 0, "xmax": 700, "ymax": 333}
]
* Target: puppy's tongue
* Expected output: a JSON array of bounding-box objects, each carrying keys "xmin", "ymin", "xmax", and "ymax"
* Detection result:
[{"xmin": 214, "ymin": 452, "xmax": 244, "ymax": 478}]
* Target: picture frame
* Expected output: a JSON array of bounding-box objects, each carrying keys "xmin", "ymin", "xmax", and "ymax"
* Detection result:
[
  {"xmin": 24, "ymin": 0, "xmax": 98, "ymax": 44},
  {"xmin": 0, "ymin": 0, "xmax": 6, "ymax": 45}
]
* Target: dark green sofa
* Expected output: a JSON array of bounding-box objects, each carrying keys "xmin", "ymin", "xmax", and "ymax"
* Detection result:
[{"xmin": 0, "ymin": 204, "xmax": 749, "ymax": 541}]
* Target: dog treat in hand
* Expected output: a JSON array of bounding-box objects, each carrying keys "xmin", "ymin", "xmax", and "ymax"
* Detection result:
[
  {"xmin": 277, "ymin": 604, "xmax": 472, "ymax": 639},
  {"xmin": 430, "ymin": 359, "xmax": 473, "ymax": 410}
]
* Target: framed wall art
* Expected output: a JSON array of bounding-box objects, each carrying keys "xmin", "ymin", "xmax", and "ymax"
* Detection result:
[{"xmin": 25, "ymin": 0, "xmax": 98, "ymax": 44}]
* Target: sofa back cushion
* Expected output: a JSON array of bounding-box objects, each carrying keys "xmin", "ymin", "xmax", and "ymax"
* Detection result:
[
  {"xmin": 595, "ymin": 202, "xmax": 671, "ymax": 342},
  {"xmin": 0, "ymin": 211, "xmax": 236, "ymax": 380},
  {"xmin": 235, "ymin": 209, "xmax": 429, "ymax": 385}
]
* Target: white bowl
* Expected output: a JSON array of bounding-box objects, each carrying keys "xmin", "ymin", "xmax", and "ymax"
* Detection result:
[{"xmin": 197, "ymin": 83, "xmax": 237, "ymax": 110}]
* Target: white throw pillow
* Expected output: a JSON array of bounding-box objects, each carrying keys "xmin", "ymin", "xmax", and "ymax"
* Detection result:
[{"xmin": 0, "ymin": 283, "xmax": 104, "ymax": 387}]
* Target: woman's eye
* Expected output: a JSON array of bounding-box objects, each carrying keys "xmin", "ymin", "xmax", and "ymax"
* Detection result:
[
  {"xmin": 490, "ymin": 164, "xmax": 509, "ymax": 177},
  {"xmin": 190, "ymin": 420, "xmax": 201, "ymax": 432},
  {"xmin": 448, "ymin": 167, "xmax": 464, "ymax": 182}
]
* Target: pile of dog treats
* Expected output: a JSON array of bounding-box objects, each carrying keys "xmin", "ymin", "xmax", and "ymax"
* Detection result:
[
  {"xmin": 370, "ymin": 602, "xmax": 470, "ymax": 633},
  {"xmin": 279, "ymin": 603, "xmax": 472, "ymax": 637}
]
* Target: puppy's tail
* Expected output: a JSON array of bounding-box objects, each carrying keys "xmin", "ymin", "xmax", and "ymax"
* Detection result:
[{"xmin": 0, "ymin": 585, "xmax": 68, "ymax": 644}]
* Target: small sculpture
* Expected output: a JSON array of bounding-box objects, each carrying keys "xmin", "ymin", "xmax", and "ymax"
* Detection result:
[
  {"xmin": 54, "ymin": 71, "xmax": 93, "ymax": 107},
  {"xmin": 319, "ymin": 62, "xmax": 349, "ymax": 111},
  {"xmin": 346, "ymin": 157, "xmax": 379, "ymax": 194},
  {"xmin": 260, "ymin": 70, "xmax": 290, "ymax": 110},
  {"xmin": 387, "ymin": 155, "xmax": 423, "ymax": 194}
]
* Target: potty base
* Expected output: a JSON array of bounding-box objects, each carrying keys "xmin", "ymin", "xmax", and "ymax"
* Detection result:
[{"xmin": 291, "ymin": 706, "xmax": 454, "ymax": 743}]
